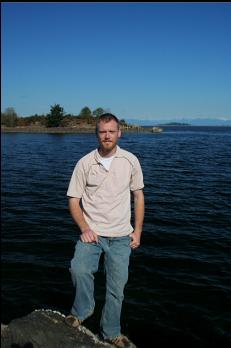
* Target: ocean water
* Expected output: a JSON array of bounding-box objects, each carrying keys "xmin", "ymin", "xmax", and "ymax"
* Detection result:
[{"xmin": 1, "ymin": 127, "xmax": 231, "ymax": 348}]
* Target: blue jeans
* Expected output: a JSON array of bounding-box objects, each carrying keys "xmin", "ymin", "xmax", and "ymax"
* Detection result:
[{"xmin": 69, "ymin": 235, "xmax": 131, "ymax": 339}]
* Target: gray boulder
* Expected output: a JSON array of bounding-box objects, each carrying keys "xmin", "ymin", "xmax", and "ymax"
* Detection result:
[{"xmin": 1, "ymin": 309, "xmax": 137, "ymax": 348}]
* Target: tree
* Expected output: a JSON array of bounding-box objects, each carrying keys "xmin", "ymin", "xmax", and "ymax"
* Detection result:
[
  {"xmin": 79, "ymin": 106, "xmax": 92, "ymax": 119},
  {"xmin": 46, "ymin": 104, "xmax": 65, "ymax": 127},
  {"xmin": 92, "ymin": 107, "xmax": 105, "ymax": 118},
  {"xmin": 119, "ymin": 119, "xmax": 128, "ymax": 126},
  {"xmin": 1, "ymin": 107, "xmax": 18, "ymax": 127}
]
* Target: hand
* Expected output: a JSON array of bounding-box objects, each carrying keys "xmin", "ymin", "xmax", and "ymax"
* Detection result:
[
  {"xmin": 129, "ymin": 231, "xmax": 141, "ymax": 249},
  {"xmin": 80, "ymin": 228, "xmax": 99, "ymax": 243}
]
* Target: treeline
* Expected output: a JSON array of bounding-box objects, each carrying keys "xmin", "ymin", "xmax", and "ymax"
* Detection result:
[{"xmin": 1, "ymin": 105, "xmax": 128, "ymax": 128}]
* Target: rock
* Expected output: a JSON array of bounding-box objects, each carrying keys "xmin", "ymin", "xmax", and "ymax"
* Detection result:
[
  {"xmin": 1, "ymin": 310, "xmax": 137, "ymax": 348},
  {"xmin": 1, "ymin": 309, "xmax": 111, "ymax": 348}
]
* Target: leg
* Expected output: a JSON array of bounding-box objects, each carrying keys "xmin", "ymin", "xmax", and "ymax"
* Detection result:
[
  {"xmin": 69, "ymin": 239, "xmax": 102, "ymax": 321},
  {"xmin": 100, "ymin": 236, "xmax": 131, "ymax": 339}
]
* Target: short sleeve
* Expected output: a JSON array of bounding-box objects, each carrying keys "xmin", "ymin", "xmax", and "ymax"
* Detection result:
[
  {"xmin": 130, "ymin": 157, "xmax": 144, "ymax": 191},
  {"xmin": 67, "ymin": 160, "xmax": 86, "ymax": 198}
]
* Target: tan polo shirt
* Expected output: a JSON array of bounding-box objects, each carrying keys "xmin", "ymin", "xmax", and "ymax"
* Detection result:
[{"xmin": 67, "ymin": 145, "xmax": 144, "ymax": 237}]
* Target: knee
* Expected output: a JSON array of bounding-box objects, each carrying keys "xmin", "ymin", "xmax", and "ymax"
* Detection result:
[
  {"xmin": 70, "ymin": 260, "xmax": 91, "ymax": 278},
  {"xmin": 108, "ymin": 271, "xmax": 129, "ymax": 294},
  {"xmin": 69, "ymin": 262, "xmax": 89, "ymax": 287}
]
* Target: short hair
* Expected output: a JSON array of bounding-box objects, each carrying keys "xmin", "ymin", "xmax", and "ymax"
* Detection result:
[{"xmin": 96, "ymin": 113, "xmax": 120, "ymax": 133}]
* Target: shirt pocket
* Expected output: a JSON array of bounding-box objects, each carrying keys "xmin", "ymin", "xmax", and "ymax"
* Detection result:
[{"xmin": 87, "ymin": 168, "xmax": 107, "ymax": 188}]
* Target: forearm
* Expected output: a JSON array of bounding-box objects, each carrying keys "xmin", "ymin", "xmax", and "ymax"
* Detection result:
[
  {"xmin": 69, "ymin": 198, "xmax": 98, "ymax": 243},
  {"xmin": 68, "ymin": 197, "xmax": 89, "ymax": 233},
  {"xmin": 130, "ymin": 190, "xmax": 144, "ymax": 249},
  {"xmin": 134, "ymin": 190, "xmax": 145, "ymax": 235}
]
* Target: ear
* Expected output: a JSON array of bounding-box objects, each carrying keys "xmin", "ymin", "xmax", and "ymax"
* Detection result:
[{"xmin": 118, "ymin": 128, "xmax": 122, "ymax": 138}]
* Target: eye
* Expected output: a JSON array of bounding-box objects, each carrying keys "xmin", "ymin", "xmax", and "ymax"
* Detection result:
[{"xmin": 99, "ymin": 130, "xmax": 117, "ymax": 134}]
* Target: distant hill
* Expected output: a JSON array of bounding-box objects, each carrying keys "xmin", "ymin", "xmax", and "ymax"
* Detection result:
[
  {"xmin": 125, "ymin": 118, "xmax": 231, "ymax": 126},
  {"xmin": 158, "ymin": 122, "xmax": 190, "ymax": 126}
]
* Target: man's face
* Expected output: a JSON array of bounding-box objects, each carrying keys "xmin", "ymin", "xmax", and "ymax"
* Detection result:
[{"xmin": 97, "ymin": 119, "xmax": 121, "ymax": 155}]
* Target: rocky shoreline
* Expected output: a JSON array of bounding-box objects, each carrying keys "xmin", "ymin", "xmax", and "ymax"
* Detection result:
[
  {"xmin": 1, "ymin": 125, "xmax": 151, "ymax": 134},
  {"xmin": 1, "ymin": 126, "xmax": 96, "ymax": 133}
]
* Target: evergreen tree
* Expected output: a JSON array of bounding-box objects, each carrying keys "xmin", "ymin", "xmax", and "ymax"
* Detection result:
[
  {"xmin": 92, "ymin": 107, "xmax": 105, "ymax": 118},
  {"xmin": 79, "ymin": 106, "xmax": 92, "ymax": 119},
  {"xmin": 46, "ymin": 104, "xmax": 64, "ymax": 127},
  {"xmin": 1, "ymin": 107, "xmax": 18, "ymax": 127}
]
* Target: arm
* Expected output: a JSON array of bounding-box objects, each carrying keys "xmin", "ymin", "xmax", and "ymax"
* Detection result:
[
  {"xmin": 130, "ymin": 189, "xmax": 145, "ymax": 249},
  {"xmin": 69, "ymin": 197, "xmax": 98, "ymax": 243}
]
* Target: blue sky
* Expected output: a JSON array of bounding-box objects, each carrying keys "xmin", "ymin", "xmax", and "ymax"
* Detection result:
[{"xmin": 2, "ymin": 2, "xmax": 231, "ymax": 122}]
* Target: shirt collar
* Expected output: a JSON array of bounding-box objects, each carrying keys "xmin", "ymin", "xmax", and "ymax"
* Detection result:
[{"xmin": 94, "ymin": 145, "xmax": 122, "ymax": 163}]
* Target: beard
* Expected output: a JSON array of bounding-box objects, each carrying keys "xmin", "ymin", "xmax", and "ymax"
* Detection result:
[{"xmin": 100, "ymin": 140, "xmax": 117, "ymax": 154}]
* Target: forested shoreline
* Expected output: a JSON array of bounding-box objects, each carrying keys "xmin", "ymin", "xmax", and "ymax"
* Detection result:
[{"xmin": 1, "ymin": 104, "xmax": 131, "ymax": 129}]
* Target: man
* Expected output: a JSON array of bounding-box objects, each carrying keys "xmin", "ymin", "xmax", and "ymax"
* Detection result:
[{"xmin": 65, "ymin": 113, "xmax": 144, "ymax": 347}]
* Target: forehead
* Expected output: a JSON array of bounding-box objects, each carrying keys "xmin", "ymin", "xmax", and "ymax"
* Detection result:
[{"xmin": 98, "ymin": 119, "xmax": 119, "ymax": 130}]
